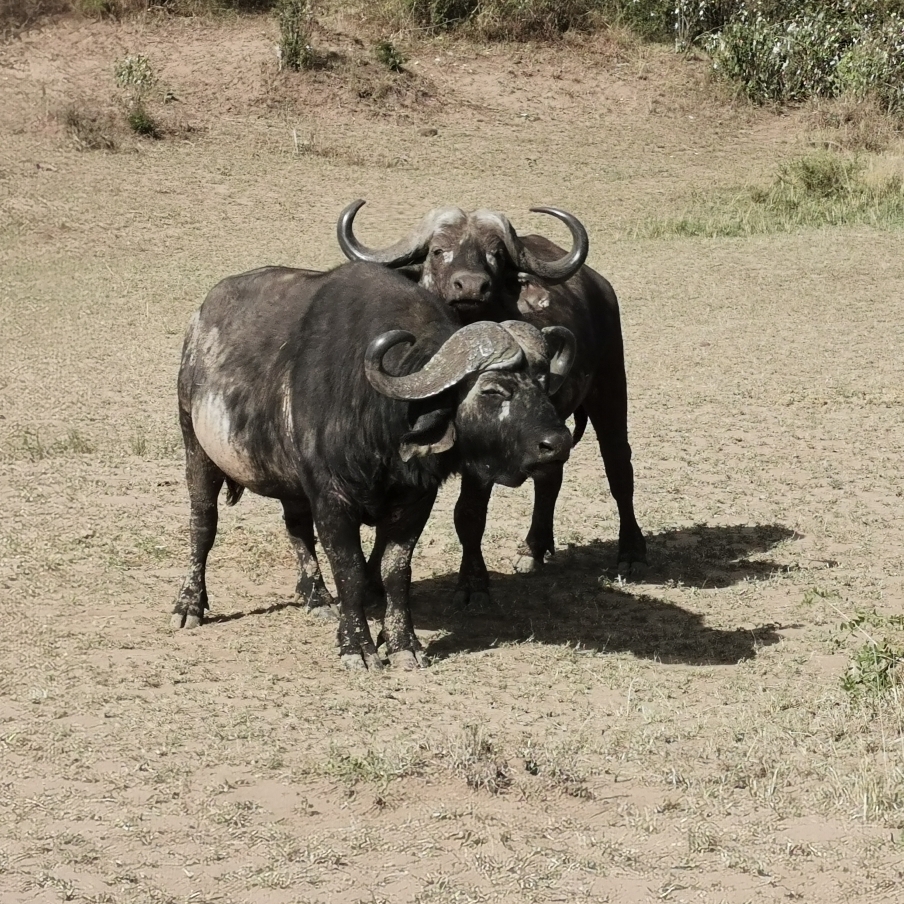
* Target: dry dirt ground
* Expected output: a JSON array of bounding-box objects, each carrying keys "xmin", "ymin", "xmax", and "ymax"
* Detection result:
[{"xmin": 2, "ymin": 13, "xmax": 904, "ymax": 904}]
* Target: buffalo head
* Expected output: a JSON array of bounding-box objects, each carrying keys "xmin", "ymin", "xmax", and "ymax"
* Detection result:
[
  {"xmin": 366, "ymin": 320, "xmax": 575, "ymax": 487},
  {"xmin": 338, "ymin": 201, "xmax": 589, "ymax": 320}
]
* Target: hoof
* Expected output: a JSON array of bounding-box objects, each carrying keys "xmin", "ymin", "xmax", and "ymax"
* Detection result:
[
  {"xmin": 341, "ymin": 649, "xmax": 385, "ymax": 671},
  {"xmin": 617, "ymin": 559, "xmax": 648, "ymax": 581},
  {"xmin": 340, "ymin": 653, "xmax": 367, "ymax": 670},
  {"xmin": 388, "ymin": 649, "xmax": 424, "ymax": 670},
  {"xmin": 470, "ymin": 590, "xmax": 491, "ymax": 609},
  {"xmin": 514, "ymin": 554, "xmax": 541, "ymax": 574},
  {"xmin": 451, "ymin": 588, "xmax": 491, "ymax": 609},
  {"xmin": 363, "ymin": 649, "xmax": 385, "ymax": 671},
  {"xmin": 307, "ymin": 603, "xmax": 339, "ymax": 622},
  {"xmin": 170, "ymin": 610, "xmax": 203, "ymax": 630}
]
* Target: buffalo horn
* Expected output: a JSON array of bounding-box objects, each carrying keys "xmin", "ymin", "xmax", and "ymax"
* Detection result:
[
  {"xmin": 366, "ymin": 323, "xmax": 524, "ymax": 401},
  {"xmin": 337, "ymin": 200, "xmax": 429, "ymax": 267},
  {"xmin": 510, "ymin": 207, "xmax": 589, "ymax": 284},
  {"xmin": 499, "ymin": 321, "xmax": 576, "ymax": 395}
]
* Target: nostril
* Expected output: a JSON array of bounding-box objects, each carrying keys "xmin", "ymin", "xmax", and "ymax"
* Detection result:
[
  {"xmin": 453, "ymin": 279, "xmax": 464, "ymax": 291},
  {"xmin": 537, "ymin": 433, "xmax": 570, "ymax": 461},
  {"xmin": 479, "ymin": 280, "xmax": 490, "ymax": 295}
]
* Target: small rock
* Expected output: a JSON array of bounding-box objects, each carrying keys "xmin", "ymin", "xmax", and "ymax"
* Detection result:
[{"xmin": 419, "ymin": 127, "xmax": 438, "ymax": 137}]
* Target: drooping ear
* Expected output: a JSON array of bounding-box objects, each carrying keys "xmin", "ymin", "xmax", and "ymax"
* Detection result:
[
  {"xmin": 516, "ymin": 274, "xmax": 551, "ymax": 315},
  {"xmin": 399, "ymin": 409, "xmax": 456, "ymax": 462}
]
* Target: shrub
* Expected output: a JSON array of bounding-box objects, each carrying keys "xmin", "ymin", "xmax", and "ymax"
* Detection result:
[
  {"xmin": 277, "ymin": 0, "xmax": 316, "ymax": 71},
  {"xmin": 397, "ymin": 0, "xmax": 478, "ymax": 31},
  {"xmin": 704, "ymin": 2, "xmax": 904, "ymax": 114},
  {"xmin": 374, "ymin": 39, "xmax": 406, "ymax": 71},
  {"xmin": 114, "ymin": 54, "xmax": 162, "ymax": 137},
  {"xmin": 385, "ymin": 0, "xmax": 606, "ymax": 40},
  {"xmin": 126, "ymin": 100, "xmax": 161, "ymax": 137}
]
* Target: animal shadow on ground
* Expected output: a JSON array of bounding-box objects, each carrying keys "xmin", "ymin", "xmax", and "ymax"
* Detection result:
[{"xmin": 412, "ymin": 523, "xmax": 802, "ymax": 665}]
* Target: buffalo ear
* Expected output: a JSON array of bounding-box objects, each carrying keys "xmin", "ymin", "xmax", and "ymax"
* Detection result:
[{"xmin": 399, "ymin": 409, "xmax": 456, "ymax": 462}]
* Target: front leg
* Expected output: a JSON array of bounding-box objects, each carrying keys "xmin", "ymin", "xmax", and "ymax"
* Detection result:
[
  {"xmin": 453, "ymin": 473, "xmax": 493, "ymax": 608},
  {"xmin": 513, "ymin": 462, "xmax": 563, "ymax": 574},
  {"xmin": 376, "ymin": 492, "xmax": 436, "ymax": 669},
  {"xmin": 315, "ymin": 506, "xmax": 382, "ymax": 671}
]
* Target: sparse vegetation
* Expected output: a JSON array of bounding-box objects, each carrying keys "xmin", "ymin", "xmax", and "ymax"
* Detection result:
[
  {"xmin": 5, "ymin": 7, "xmax": 904, "ymax": 902},
  {"xmin": 277, "ymin": 0, "xmax": 316, "ymax": 71},
  {"xmin": 837, "ymin": 608, "xmax": 904, "ymax": 697},
  {"xmin": 440, "ymin": 725, "xmax": 511, "ymax": 793},
  {"xmin": 114, "ymin": 53, "xmax": 162, "ymax": 138},
  {"xmin": 14, "ymin": 427, "xmax": 96, "ymax": 460},
  {"xmin": 637, "ymin": 150, "xmax": 904, "ymax": 237},
  {"xmin": 374, "ymin": 38, "xmax": 406, "ymax": 72},
  {"xmin": 61, "ymin": 104, "xmax": 118, "ymax": 151}
]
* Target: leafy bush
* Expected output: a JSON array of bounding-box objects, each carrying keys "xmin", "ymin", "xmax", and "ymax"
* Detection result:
[
  {"xmin": 114, "ymin": 53, "xmax": 162, "ymax": 137},
  {"xmin": 704, "ymin": 2, "xmax": 904, "ymax": 113},
  {"xmin": 277, "ymin": 0, "xmax": 316, "ymax": 71},
  {"xmin": 374, "ymin": 39, "xmax": 406, "ymax": 71}
]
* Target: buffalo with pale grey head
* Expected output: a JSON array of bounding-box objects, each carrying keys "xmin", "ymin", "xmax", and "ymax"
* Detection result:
[
  {"xmin": 171, "ymin": 262, "xmax": 574, "ymax": 668},
  {"xmin": 337, "ymin": 201, "xmax": 646, "ymax": 603}
]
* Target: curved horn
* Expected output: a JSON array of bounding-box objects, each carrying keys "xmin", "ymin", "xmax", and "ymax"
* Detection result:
[
  {"xmin": 337, "ymin": 199, "xmax": 430, "ymax": 267},
  {"xmin": 366, "ymin": 323, "xmax": 524, "ymax": 401},
  {"xmin": 541, "ymin": 325, "xmax": 577, "ymax": 395},
  {"xmin": 498, "ymin": 320, "xmax": 548, "ymax": 365},
  {"xmin": 516, "ymin": 207, "xmax": 589, "ymax": 284}
]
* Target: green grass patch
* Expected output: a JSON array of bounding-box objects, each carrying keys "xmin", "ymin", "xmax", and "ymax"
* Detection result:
[
  {"xmin": 636, "ymin": 151, "xmax": 904, "ymax": 238},
  {"xmin": 837, "ymin": 608, "xmax": 904, "ymax": 699}
]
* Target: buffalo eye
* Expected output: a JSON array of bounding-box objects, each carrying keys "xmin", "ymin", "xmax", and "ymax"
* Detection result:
[
  {"xmin": 431, "ymin": 247, "xmax": 445, "ymax": 258},
  {"xmin": 480, "ymin": 383, "xmax": 512, "ymax": 400}
]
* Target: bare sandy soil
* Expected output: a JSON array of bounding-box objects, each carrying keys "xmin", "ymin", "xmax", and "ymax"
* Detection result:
[{"xmin": 1, "ymin": 13, "xmax": 903, "ymax": 904}]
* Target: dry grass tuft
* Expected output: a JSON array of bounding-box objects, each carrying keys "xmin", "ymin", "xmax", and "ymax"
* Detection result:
[
  {"xmin": 60, "ymin": 103, "xmax": 119, "ymax": 151},
  {"xmin": 636, "ymin": 149, "xmax": 904, "ymax": 237},
  {"xmin": 439, "ymin": 725, "xmax": 511, "ymax": 793},
  {"xmin": 809, "ymin": 96, "xmax": 904, "ymax": 153}
]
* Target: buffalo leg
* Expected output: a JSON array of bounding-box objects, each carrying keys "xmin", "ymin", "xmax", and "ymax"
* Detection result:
[
  {"xmin": 315, "ymin": 508, "xmax": 382, "ymax": 671},
  {"xmin": 513, "ymin": 462, "xmax": 564, "ymax": 574},
  {"xmin": 281, "ymin": 498, "xmax": 335, "ymax": 618},
  {"xmin": 584, "ymin": 382, "xmax": 646, "ymax": 573},
  {"xmin": 453, "ymin": 473, "xmax": 493, "ymax": 607},
  {"xmin": 364, "ymin": 532, "xmax": 388, "ymax": 611},
  {"xmin": 376, "ymin": 493, "xmax": 435, "ymax": 669},
  {"xmin": 172, "ymin": 415, "xmax": 224, "ymax": 629}
]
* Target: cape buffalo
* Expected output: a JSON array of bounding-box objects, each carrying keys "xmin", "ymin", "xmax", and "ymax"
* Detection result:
[
  {"xmin": 337, "ymin": 201, "xmax": 646, "ymax": 606},
  {"xmin": 171, "ymin": 262, "xmax": 575, "ymax": 669}
]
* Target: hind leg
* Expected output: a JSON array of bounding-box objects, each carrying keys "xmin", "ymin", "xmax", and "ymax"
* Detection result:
[
  {"xmin": 282, "ymin": 497, "xmax": 336, "ymax": 619},
  {"xmin": 584, "ymin": 381, "xmax": 646, "ymax": 574},
  {"xmin": 513, "ymin": 463, "xmax": 564, "ymax": 574},
  {"xmin": 172, "ymin": 411, "xmax": 224, "ymax": 629}
]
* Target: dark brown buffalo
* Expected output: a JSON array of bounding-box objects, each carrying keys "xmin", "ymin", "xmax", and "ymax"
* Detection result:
[
  {"xmin": 171, "ymin": 261, "xmax": 575, "ymax": 668},
  {"xmin": 337, "ymin": 202, "xmax": 646, "ymax": 605}
]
